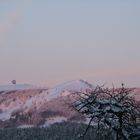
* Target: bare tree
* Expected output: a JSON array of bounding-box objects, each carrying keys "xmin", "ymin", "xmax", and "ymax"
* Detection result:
[{"xmin": 74, "ymin": 84, "xmax": 140, "ymax": 140}]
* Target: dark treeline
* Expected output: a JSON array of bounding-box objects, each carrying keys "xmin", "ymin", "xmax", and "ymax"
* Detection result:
[{"xmin": 0, "ymin": 122, "xmax": 114, "ymax": 140}]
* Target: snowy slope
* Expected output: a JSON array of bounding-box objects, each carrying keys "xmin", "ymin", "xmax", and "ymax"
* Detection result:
[
  {"xmin": 46, "ymin": 80, "xmax": 94, "ymax": 99},
  {"xmin": 21, "ymin": 80, "xmax": 94, "ymax": 110},
  {"xmin": 0, "ymin": 80, "xmax": 94, "ymax": 121},
  {"xmin": 23, "ymin": 80, "xmax": 94, "ymax": 108},
  {"xmin": 50, "ymin": 80, "xmax": 93, "ymax": 94}
]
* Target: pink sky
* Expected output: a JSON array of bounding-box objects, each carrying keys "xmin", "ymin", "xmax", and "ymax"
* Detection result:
[{"xmin": 0, "ymin": 0, "xmax": 140, "ymax": 87}]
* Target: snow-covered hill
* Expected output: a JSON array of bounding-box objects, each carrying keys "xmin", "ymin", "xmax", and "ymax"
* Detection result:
[
  {"xmin": 0, "ymin": 84, "xmax": 35, "ymax": 91},
  {"xmin": 0, "ymin": 80, "xmax": 94, "ymax": 126},
  {"xmin": 20, "ymin": 80, "xmax": 94, "ymax": 110},
  {"xmin": 49, "ymin": 80, "xmax": 94, "ymax": 93},
  {"xmin": 44, "ymin": 80, "xmax": 94, "ymax": 100},
  {"xmin": 0, "ymin": 80, "xmax": 139, "ymax": 128}
]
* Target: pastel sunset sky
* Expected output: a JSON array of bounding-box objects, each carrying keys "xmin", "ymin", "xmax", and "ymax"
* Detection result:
[{"xmin": 0, "ymin": 0, "xmax": 140, "ymax": 87}]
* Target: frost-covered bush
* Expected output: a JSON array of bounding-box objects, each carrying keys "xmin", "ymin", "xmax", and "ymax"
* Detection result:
[{"xmin": 74, "ymin": 84, "xmax": 140, "ymax": 140}]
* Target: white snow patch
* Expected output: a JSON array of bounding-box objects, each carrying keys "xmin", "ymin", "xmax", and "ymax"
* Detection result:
[
  {"xmin": 42, "ymin": 116, "xmax": 67, "ymax": 127},
  {"xmin": 0, "ymin": 99, "xmax": 23, "ymax": 121},
  {"xmin": 17, "ymin": 125, "xmax": 34, "ymax": 128}
]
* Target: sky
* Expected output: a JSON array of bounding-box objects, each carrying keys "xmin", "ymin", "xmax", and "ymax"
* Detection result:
[{"xmin": 0, "ymin": 0, "xmax": 140, "ymax": 87}]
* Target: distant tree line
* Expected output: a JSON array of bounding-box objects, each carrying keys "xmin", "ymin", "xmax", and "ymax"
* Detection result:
[{"xmin": 0, "ymin": 122, "xmax": 109, "ymax": 140}]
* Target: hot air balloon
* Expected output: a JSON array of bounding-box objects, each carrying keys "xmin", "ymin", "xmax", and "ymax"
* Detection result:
[{"xmin": 11, "ymin": 80, "xmax": 16, "ymax": 85}]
